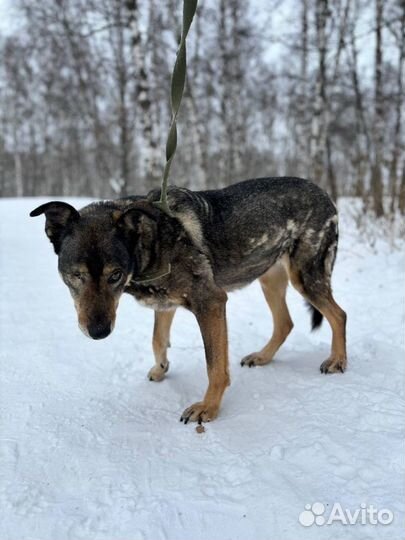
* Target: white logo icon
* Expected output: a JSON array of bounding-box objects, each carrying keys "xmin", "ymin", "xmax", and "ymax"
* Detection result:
[{"xmin": 299, "ymin": 502, "xmax": 325, "ymax": 527}]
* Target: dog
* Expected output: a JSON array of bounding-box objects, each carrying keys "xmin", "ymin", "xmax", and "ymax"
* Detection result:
[{"xmin": 30, "ymin": 177, "xmax": 347, "ymax": 423}]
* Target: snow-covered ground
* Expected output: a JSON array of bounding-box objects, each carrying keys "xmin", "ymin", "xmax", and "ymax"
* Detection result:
[{"xmin": 0, "ymin": 197, "xmax": 404, "ymax": 540}]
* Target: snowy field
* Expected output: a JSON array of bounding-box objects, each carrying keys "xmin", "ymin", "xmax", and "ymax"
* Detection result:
[{"xmin": 0, "ymin": 197, "xmax": 404, "ymax": 540}]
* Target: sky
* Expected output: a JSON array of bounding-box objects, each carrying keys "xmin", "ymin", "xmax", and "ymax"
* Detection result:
[{"xmin": 0, "ymin": 0, "xmax": 17, "ymax": 36}]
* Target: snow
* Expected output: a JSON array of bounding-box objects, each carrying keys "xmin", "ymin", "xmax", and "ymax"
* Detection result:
[{"xmin": 1, "ymin": 197, "xmax": 404, "ymax": 540}]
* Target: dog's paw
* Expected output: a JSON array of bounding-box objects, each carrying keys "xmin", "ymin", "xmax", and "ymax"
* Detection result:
[
  {"xmin": 240, "ymin": 352, "xmax": 272, "ymax": 367},
  {"xmin": 320, "ymin": 355, "xmax": 347, "ymax": 374},
  {"xmin": 148, "ymin": 361, "xmax": 169, "ymax": 382},
  {"xmin": 180, "ymin": 401, "xmax": 219, "ymax": 424}
]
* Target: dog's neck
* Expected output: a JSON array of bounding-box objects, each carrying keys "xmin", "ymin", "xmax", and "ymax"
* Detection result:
[
  {"xmin": 130, "ymin": 213, "xmax": 177, "ymax": 286},
  {"xmin": 131, "ymin": 262, "xmax": 172, "ymax": 285}
]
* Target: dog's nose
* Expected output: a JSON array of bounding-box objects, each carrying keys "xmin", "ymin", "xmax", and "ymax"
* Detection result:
[{"xmin": 88, "ymin": 322, "xmax": 111, "ymax": 340}]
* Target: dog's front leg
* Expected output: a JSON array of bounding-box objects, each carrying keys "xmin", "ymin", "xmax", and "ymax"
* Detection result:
[
  {"xmin": 148, "ymin": 309, "xmax": 176, "ymax": 381},
  {"xmin": 180, "ymin": 292, "xmax": 230, "ymax": 424}
]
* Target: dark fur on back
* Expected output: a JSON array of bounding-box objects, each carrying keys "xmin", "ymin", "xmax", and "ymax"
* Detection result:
[{"xmin": 148, "ymin": 177, "xmax": 338, "ymax": 321}]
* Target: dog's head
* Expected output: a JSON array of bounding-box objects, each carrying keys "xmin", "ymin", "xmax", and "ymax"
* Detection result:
[{"xmin": 30, "ymin": 200, "xmax": 159, "ymax": 339}]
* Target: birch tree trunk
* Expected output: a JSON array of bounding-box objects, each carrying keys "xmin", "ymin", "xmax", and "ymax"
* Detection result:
[
  {"xmin": 371, "ymin": 0, "xmax": 385, "ymax": 217},
  {"xmin": 127, "ymin": 0, "xmax": 160, "ymax": 188},
  {"xmin": 348, "ymin": 0, "xmax": 372, "ymax": 199},
  {"xmin": 398, "ymin": 159, "xmax": 405, "ymax": 214},
  {"xmin": 218, "ymin": 0, "xmax": 232, "ymax": 183},
  {"xmin": 310, "ymin": 0, "xmax": 329, "ymax": 189},
  {"xmin": 389, "ymin": 3, "xmax": 405, "ymax": 212},
  {"xmin": 229, "ymin": 0, "xmax": 244, "ymax": 179},
  {"xmin": 186, "ymin": 85, "xmax": 207, "ymax": 189},
  {"xmin": 114, "ymin": 2, "xmax": 130, "ymax": 196},
  {"xmin": 297, "ymin": 0, "xmax": 310, "ymax": 176},
  {"xmin": 12, "ymin": 105, "xmax": 23, "ymax": 197},
  {"xmin": 218, "ymin": 0, "xmax": 247, "ymax": 183},
  {"xmin": 326, "ymin": 0, "xmax": 351, "ymax": 201}
]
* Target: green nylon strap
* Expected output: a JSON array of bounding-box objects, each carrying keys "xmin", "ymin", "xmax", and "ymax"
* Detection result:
[{"xmin": 153, "ymin": 0, "xmax": 198, "ymax": 216}]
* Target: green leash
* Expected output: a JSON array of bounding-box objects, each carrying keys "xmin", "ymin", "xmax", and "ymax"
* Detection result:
[{"xmin": 153, "ymin": 0, "xmax": 198, "ymax": 216}]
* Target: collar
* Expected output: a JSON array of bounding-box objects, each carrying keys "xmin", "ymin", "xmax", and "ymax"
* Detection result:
[{"xmin": 131, "ymin": 263, "xmax": 172, "ymax": 286}]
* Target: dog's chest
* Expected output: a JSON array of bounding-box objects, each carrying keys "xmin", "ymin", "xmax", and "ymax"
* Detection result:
[{"xmin": 127, "ymin": 283, "xmax": 186, "ymax": 311}]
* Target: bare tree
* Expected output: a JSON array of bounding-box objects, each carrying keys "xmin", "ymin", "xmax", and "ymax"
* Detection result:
[
  {"xmin": 347, "ymin": 0, "xmax": 372, "ymax": 199},
  {"xmin": 310, "ymin": 0, "xmax": 329, "ymax": 191},
  {"xmin": 3, "ymin": 39, "xmax": 28, "ymax": 197},
  {"xmin": 389, "ymin": 0, "xmax": 405, "ymax": 212},
  {"xmin": 370, "ymin": 0, "xmax": 385, "ymax": 217},
  {"xmin": 127, "ymin": 0, "xmax": 160, "ymax": 188},
  {"xmin": 297, "ymin": 0, "xmax": 311, "ymax": 176},
  {"xmin": 398, "ymin": 159, "xmax": 405, "ymax": 214},
  {"xmin": 104, "ymin": 0, "xmax": 135, "ymax": 195}
]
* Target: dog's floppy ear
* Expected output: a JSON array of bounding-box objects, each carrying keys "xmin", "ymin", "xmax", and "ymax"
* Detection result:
[
  {"xmin": 115, "ymin": 201, "xmax": 161, "ymax": 248},
  {"xmin": 30, "ymin": 201, "xmax": 80, "ymax": 254},
  {"xmin": 116, "ymin": 201, "xmax": 160, "ymax": 231}
]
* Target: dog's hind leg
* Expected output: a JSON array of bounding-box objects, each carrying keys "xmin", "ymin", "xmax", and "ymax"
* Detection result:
[
  {"xmin": 317, "ymin": 294, "xmax": 347, "ymax": 373},
  {"xmin": 148, "ymin": 309, "xmax": 176, "ymax": 381},
  {"xmin": 285, "ymin": 254, "xmax": 347, "ymax": 374},
  {"xmin": 241, "ymin": 261, "xmax": 293, "ymax": 367}
]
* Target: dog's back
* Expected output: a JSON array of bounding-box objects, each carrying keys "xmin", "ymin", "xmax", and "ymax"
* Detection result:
[{"xmin": 157, "ymin": 177, "xmax": 338, "ymax": 290}]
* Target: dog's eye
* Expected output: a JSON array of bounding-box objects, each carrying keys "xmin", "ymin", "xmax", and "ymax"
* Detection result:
[
  {"xmin": 73, "ymin": 271, "xmax": 82, "ymax": 279},
  {"xmin": 108, "ymin": 270, "xmax": 123, "ymax": 284}
]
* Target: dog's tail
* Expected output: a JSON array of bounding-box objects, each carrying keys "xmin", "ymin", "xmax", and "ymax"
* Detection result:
[{"xmin": 306, "ymin": 302, "xmax": 323, "ymax": 330}]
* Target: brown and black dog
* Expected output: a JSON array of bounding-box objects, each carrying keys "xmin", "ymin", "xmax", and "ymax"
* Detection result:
[{"xmin": 30, "ymin": 177, "xmax": 347, "ymax": 423}]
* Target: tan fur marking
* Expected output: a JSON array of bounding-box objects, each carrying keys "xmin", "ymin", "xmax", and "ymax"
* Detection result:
[
  {"xmin": 286, "ymin": 261, "xmax": 347, "ymax": 373},
  {"xmin": 71, "ymin": 263, "xmax": 88, "ymax": 274},
  {"xmin": 148, "ymin": 309, "xmax": 176, "ymax": 381},
  {"xmin": 317, "ymin": 295, "xmax": 347, "ymax": 372},
  {"xmin": 181, "ymin": 296, "xmax": 230, "ymax": 422},
  {"xmin": 103, "ymin": 264, "xmax": 122, "ymax": 275},
  {"xmin": 112, "ymin": 209, "xmax": 122, "ymax": 221},
  {"xmin": 175, "ymin": 212, "xmax": 204, "ymax": 250},
  {"xmin": 74, "ymin": 283, "xmax": 119, "ymax": 337}
]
